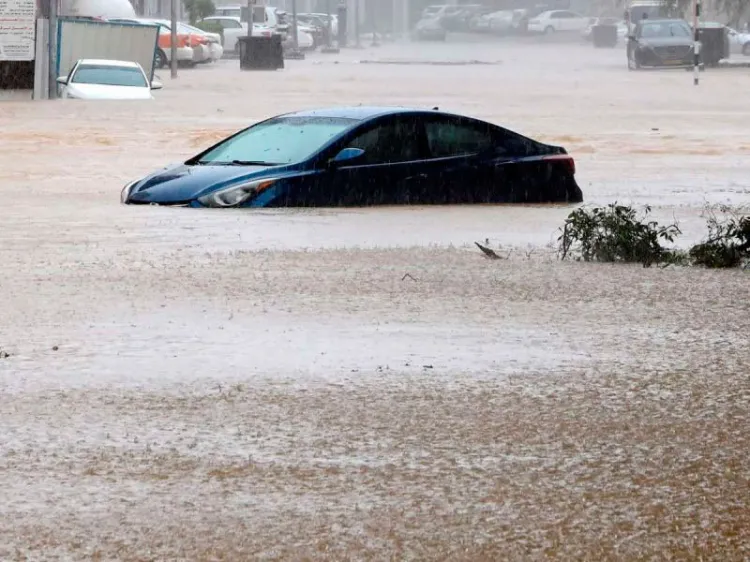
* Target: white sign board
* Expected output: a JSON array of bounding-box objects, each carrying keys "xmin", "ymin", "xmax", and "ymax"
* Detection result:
[{"xmin": 0, "ymin": 0, "xmax": 36, "ymax": 61}]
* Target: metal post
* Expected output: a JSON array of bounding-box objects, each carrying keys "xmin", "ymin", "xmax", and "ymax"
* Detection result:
[
  {"xmin": 355, "ymin": 0, "xmax": 360, "ymax": 47},
  {"xmin": 47, "ymin": 0, "xmax": 58, "ymax": 99},
  {"xmin": 247, "ymin": 0, "xmax": 254, "ymax": 37},
  {"xmin": 170, "ymin": 0, "xmax": 177, "ymax": 78},
  {"xmin": 320, "ymin": 0, "xmax": 339, "ymax": 52},
  {"xmin": 692, "ymin": 0, "xmax": 701, "ymax": 85},
  {"xmin": 326, "ymin": 0, "xmax": 332, "ymax": 47},
  {"xmin": 292, "ymin": 0, "xmax": 299, "ymax": 49}
]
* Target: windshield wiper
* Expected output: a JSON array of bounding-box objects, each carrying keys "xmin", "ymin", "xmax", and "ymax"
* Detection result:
[
  {"xmin": 229, "ymin": 160, "xmax": 280, "ymax": 166},
  {"xmin": 191, "ymin": 159, "xmax": 281, "ymax": 166}
]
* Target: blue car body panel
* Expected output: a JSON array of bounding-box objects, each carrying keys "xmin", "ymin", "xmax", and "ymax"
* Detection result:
[{"xmin": 124, "ymin": 106, "xmax": 583, "ymax": 207}]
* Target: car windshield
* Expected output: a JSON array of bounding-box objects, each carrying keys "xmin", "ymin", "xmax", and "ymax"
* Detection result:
[
  {"xmin": 640, "ymin": 21, "xmax": 691, "ymax": 38},
  {"xmin": 195, "ymin": 116, "xmax": 358, "ymax": 165},
  {"xmin": 71, "ymin": 64, "xmax": 147, "ymax": 87}
]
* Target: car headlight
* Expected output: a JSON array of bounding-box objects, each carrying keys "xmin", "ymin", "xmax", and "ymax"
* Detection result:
[
  {"xmin": 121, "ymin": 180, "xmax": 138, "ymax": 204},
  {"xmin": 196, "ymin": 178, "xmax": 278, "ymax": 208}
]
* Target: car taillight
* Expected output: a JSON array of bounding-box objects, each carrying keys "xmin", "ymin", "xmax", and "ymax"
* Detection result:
[{"xmin": 543, "ymin": 154, "xmax": 576, "ymax": 175}]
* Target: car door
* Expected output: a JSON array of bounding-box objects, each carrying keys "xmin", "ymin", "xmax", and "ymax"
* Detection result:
[
  {"xmin": 570, "ymin": 12, "xmax": 589, "ymax": 31},
  {"xmin": 309, "ymin": 117, "xmax": 430, "ymax": 206},
  {"xmin": 552, "ymin": 11, "xmax": 571, "ymax": 31},
  {"xmin": 417, "ymin": 115, "xmax": 516, "ymax": 204}
]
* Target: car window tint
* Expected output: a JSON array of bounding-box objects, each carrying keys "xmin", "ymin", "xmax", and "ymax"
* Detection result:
[
  {"xmin": 71, "ymin": 65, "xmax": 147, "ymax": 87},
  {"xmin": 346, "ymin": 121, "xmax": 423, "ymax": 164},
  {"xmin": 424, "ymin": 119, "xmax": 496, "ymax": 158}
]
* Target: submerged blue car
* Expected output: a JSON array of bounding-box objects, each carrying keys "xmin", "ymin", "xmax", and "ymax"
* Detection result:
[{"xmin": 121, "ymin": 106, "xmax": 583, "ymax": 207}]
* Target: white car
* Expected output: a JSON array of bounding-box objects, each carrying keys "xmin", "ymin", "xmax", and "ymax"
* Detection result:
[
  {"xmin": 289, "ymin": 24, "xmax": 315, "ymax": 49},
  {"xmin": 57, "ymin": 59, "xmax": 161, "ymax": 100},
  {"xmin": 179, "ymin": 22, "xmax": 224, "ymax": 61},
  {"xmin": 145, "ymin": 19, "xmax": 212, "ymax": 64},
  {"xmin": 528, "ymin": 10, "xmax": 590, "ymax": 34},
  {"xmin": 487, "ymin": 10, "xmax": 515, "ymax": 33},
  {"xmin": 108, "ymin": 18, "xmax": 196, "ymax": 67},
  {"xmin": 200, "ymin": 16, "xmax": 279, "ymax": 52},
  {"xmin": 304, "ymin": 12, "xmax": 338, "ymax": 36},
  {"xmin": 726, "ymin": 26, "xmax": 750, "ymax": 56},
  {"xmin": 580, "ymin": 17, "xmax": 628, "ymax": 41}
]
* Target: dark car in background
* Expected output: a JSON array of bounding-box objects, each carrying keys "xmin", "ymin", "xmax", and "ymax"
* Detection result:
[
  {"xmin": 627, "ymin": 18, "xmax": 695, "ymax": 69},
  {"xmin": 121, "ymin": 106, "xmax": 583, "ymax": 208}
]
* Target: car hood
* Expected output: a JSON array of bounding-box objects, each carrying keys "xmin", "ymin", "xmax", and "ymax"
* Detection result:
[
  {"xmin": 129, "ymin": 163, "xmax": 283, "ymax": 203},
  {"xmin": 638, "ymin": 36, "xmax": 694, "ymax": 47},
  {"xmin": 65, "ymin": 83, "xmax": 153, "ymax": 100}
]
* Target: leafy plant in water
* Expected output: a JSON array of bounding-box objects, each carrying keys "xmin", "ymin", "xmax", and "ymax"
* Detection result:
[
  {"xmin": 689, "ymin": 205, "xmax": 750, "ymax": 268},
  {"xmin": 558, "ymin": 203, "xmax": 681, "ymax": 267}
]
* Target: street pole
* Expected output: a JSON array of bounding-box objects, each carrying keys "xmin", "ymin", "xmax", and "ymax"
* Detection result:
[
  {"xmin": 692, "ymin": 0, "xmax": 701, "ymax": 85},
  {"xmin": 48, "ymin": 0, "xmax": 58, "ymax": 99},
  {"xmin": 292, "ymin": 0, "xmax": 299, "ymax": 50},
  {"xmin": 326, "ymin": 0, "xmax": 332, "ymax": 48},
  {"xmin": 355, "ymin": 0, "xmax": 360, "ymax": 48},
  {"xmin": 247, "ymin": 0, "xmax": 253, "ymax": 38},
  {"xmin": 170, "ymin": 0, "xmax": 177, "ymax": 78}
]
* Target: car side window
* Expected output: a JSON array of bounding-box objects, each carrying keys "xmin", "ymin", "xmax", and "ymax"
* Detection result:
[
  {"xmin": 345, "ymin": 120, "xmax": 423, "ymax": 165},
  {"xmin": 424, "ymin": 119, "xmax": 497, "ymax": 158},
  {"xmin": 224, "ymin": 19, "xmax": 241, "ymax": 28}
]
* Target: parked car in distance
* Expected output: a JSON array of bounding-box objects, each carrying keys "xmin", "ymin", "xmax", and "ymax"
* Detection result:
[
  {"xmin": 199, "ymin": 15, "xmax": 275, "ymax": 52},
  {"xmin": 147, "ymin": 19, "xmax": 213, "ymax": 64},
  {"xmin": 468, "ymin": 9, "xmax": 496, "ymax": 32},
  {"xmin": 108, "ymin": 17, "xmax": 200, "ymax": 67},
  {"xmin": 440, "ymin": 4, "xmax": 485, "ymax": 31},
  {"xmin": 413, "ymin": 17, "xmax": 447, "ymax": 41},
  {"xmin": 627, "ymin": 18, "xmax": 696, "ymax": 70},
  {"xmin": 295, "ymin": 13, "xmax": 327, "ymax": 46},
  {"xmin": 581, "ymin": 17, "xmax": 628, "ymax": 41},
  {"xmin": 726, "ymin": 26, "xmax": 750, "ymax": 55},
  {"xmin": 57, "ymin": 59, "xmax": 160, "ymax": 100},
  {"xmin": 179, "ymin": 22, "xmax": 224, "ymax": 61},
  {"xmin": 302, "ymin": 12, "xmax": 338, "ymax": 36},
  {"xmin": 214, "ymin": 5, "xmax": 285, "ymax": 32},
  {"xmin": 527, "ymin": 10, "xmax": 590, "ymax": 34},
  {"xmin": 121, "ymin": 106, "xmax": 583, "ymax": 208}
]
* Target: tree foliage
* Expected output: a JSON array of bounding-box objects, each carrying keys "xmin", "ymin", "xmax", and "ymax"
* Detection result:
[
  {"xmin": 557, "ymin": 203, "xmax": 750, "ymax": 269},
  {"xmin": 558, "ymin": 204, "xmax": 681, "ymax": 267},
  {"xmin": 183, "ymin": 0, "xmax": 215, "ymax": 25}
]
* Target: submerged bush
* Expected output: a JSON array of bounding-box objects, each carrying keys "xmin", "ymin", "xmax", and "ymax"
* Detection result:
[
  {"xmin": 689, "ymin": 206, "xmax": 750, "ymax": 268},
  {"xmin": 558, "ymin": 203, "xmax": 681, "ymax": 267},
  {"xmin": 555, "ymin": 203, "xmax": 750, "ymax": 269}
]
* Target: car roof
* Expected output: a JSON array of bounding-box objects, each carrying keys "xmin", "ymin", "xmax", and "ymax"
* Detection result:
[
  {"xmin": 279, "ymin": 106, "xmax": 468, "ymax": 121},
  {"xmin": 77, "ymin": 58, "xmax": 141, "ymax": 68}
]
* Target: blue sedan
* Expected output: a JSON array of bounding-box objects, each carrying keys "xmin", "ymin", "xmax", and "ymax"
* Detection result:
[{"xmin": 121, "ymin": 106, "xmax": 583, "ymax": 207}]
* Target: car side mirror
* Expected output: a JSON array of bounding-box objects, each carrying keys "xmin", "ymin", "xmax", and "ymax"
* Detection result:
[
  {"xmin": 329, "ymin": 147, "xmax": 364, "ymax": 166},
  {"xmin": 151, "ymin": 80, "xmax": 163, "ymax": 90},
  {"xmin": 56, "ymin": 76, "xmax": 68, "ymax": 85}
]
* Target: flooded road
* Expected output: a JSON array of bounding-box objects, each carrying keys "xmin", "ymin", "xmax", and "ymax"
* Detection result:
[{"xmin": 1, "ymin": 39, "xmax": 750, "ymax": 559}]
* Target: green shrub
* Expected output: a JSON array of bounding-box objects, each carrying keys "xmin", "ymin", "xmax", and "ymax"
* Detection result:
[
  {"xmin": 557, "ymin": 203, "xmax": 681, "ymax": 267},
  {"xmin": 689, "ymin": 206, "xmax": 750, "ymax": 268}
]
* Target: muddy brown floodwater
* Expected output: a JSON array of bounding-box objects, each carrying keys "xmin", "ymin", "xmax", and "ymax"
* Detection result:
[{"xmin": 1, "ymin": 39, "xmax": 750, "ymax": 560}]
